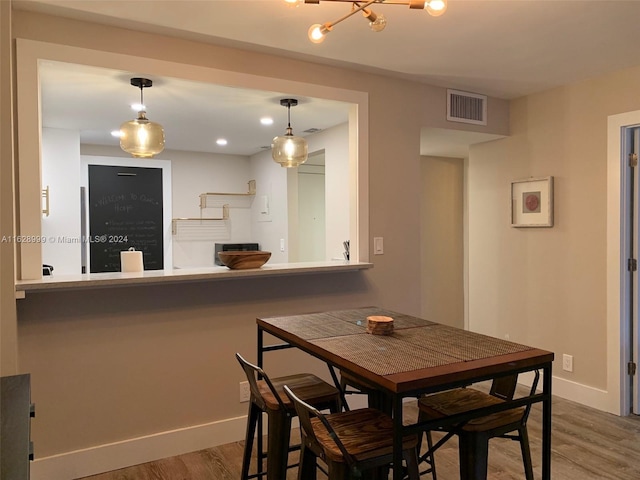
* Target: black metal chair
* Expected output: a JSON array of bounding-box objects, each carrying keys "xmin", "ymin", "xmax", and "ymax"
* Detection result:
[
  {"xmin": 339, "ymin": 369, "xmax": 437, "ymax": 479},
  {"xmin": 235, "ymin": 353, "xmax": 341, "ymax": 480},
  {"xmin": 284, "ymin": 384, "xmax": 421, "ymax": 480},
  {"xmin": 417, "ymin": 371, "xmax": 540, "ymax": 480}
]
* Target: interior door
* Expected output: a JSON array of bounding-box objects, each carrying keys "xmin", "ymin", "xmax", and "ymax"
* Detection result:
[{"xmin": 632, "ymin": 127, "xmax": 640, "ymax": 414}]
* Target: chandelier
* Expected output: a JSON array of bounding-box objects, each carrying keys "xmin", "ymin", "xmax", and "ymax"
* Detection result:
[{"xmin": 285, "ymin": 0, "xmax": 447, "ymax": 43}]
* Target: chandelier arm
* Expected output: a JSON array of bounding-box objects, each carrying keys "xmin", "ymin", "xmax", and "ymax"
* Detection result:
[
  {"xmin": 309, "ymin": 0, "xmax": 415, "ymax": 5},
  {"xmin": 327, "ymin": 0, "xmax": 378, "ymax": 28}
]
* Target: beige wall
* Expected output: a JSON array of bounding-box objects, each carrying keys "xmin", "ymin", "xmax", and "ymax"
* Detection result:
[
  {"xmin": 468, "ymin": 65, "xmax": 640, "ymax": 392},
  {"xmin": 421, "ymin": 156, "xmax": 464, "ymax": 328},
  {"xmin": 5, "ymin": 9, "xmax": 509, "ymax": 464},
  {"xmin": 0, "ymin": 0, "xmax": 18, "ymax": 376}
]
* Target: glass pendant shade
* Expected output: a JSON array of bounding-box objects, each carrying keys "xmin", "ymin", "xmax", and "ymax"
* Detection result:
[
  {"xmin": 119, "ymin": 78, "xmax": 165, "ymax": 158},
  {"xmin": 119, "ymin": 111, "xmax": 165, "ymax": 158},
  {"xmin": 271, "ymin": 98, "xmax": 308, "ymax": 168},
  {"xmin": 272, "ymin": 127, "xmax": 308, "ymax": 168}
]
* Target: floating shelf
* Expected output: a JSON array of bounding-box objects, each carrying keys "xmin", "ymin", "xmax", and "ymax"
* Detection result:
[
  {"xmin": 199, "ymin": 180, "xmax": 256, "ymax": 209},
  {"xmin": 172, "ymin": 204, "xmax": 229, "ymax": 235}
]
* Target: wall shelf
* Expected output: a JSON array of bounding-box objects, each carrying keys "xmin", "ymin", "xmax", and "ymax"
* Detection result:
[
  {"xmin": 172, "ymin": 205, "xmax": 229, "ymax": 235},
  {"xmin": 172, "ymin": 180, "xmax": 256, "ymax": 238},
  {"xmin": 199, "ymin": 180, "xmax": 256, "ymax": 209}
]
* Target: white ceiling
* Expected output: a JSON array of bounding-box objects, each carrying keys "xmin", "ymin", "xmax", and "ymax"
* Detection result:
[{"xmin": 16, "ymin": 0, "xmax": 640, "ymax": 157}]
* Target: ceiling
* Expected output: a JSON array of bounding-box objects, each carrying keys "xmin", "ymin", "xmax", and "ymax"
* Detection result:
[{"xmin": 15, "ymin": 0, "xmax": 640, "ymax": 157}]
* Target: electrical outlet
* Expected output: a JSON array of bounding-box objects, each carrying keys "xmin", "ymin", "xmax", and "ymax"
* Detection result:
[
  {"xmin": 239, "ymin": 381, "xmax": 250, "ymax": 402},
  {"xmin": 562, "ymin": 354, "xmax": 573, "ymax": 372}
]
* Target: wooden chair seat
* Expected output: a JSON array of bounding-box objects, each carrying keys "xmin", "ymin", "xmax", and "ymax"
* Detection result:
[
  {"xmin": 418, "ymin": 388, "xmax": 525, "ymax": 432},
  {"xmin": 258, "ymin": 373, "xmax": 341, "ymax": 412},
  {"xmin": 285, "ymin": 385, "xmax": 421, "ymax": 480},
  {"xmin": 340, "ymin": 370, "xmax": 437, "ymax": 478},
  {"xmin": 416, "ymin": 372, "xmax": 540, "ymax": 480},
  {"xmin": 311, "ymin": 408, "xmax": 419, "ymax": 463}
]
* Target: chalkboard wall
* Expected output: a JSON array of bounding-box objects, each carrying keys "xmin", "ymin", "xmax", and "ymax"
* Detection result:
[{"xmin": 88, "ymin": 165, "xmax": 164, "ymax": 273}]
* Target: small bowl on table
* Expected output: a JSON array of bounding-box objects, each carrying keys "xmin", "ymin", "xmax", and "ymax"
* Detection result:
[{"xmin": 217, "ymin": 251, "xmax": 271, "ymax": 270}]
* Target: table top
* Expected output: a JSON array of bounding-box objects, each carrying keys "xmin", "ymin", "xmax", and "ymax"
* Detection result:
[{"xmin": 258, "ymin": 307, "xmax": 554, "ymax": 395}]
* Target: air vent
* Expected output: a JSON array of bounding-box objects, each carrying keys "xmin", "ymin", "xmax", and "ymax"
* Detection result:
[
  {"xmin": 260, "ymin": 146, "xmax": 271, "ymax": 149},
  {"xmin": 303, "ymin": 127, "xmax": 322, "ymax": 134},
  {"xmin": 447, "ymin": 89, "xmax": 487, "ymax": 125}
]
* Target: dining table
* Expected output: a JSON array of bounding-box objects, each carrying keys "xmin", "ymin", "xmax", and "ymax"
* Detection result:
[{"xmin": 256, "ymin": 306, "xmax": 554, "ymax": 480}]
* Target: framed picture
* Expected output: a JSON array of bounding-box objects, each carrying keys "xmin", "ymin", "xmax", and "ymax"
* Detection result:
[{"xmin": 511, "ymin": 176, "xmax": 554, "ymax": 227}]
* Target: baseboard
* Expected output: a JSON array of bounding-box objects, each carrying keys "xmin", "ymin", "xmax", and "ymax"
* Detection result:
[
  {"xmin": 30, "ymin": 415, "xmax": 248, "ymax": 480},
  {"xmin": 518, "ymin": 371, "xmax": 610, "ymax": 412},
  {"xmin": 30, "ymin": 376, "xmax": 612, "ymax": 480}
]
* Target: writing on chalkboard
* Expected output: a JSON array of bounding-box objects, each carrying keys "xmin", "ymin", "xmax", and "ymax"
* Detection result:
[{"xmin": 88, "ymin": 165, "xmax": 164, "ymax": 273}]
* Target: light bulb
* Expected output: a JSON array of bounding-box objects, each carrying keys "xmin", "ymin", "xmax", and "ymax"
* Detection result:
[
  {"xmin": 369, "ymin": 13, "xmax": 387, "ymax": 32},
  {"xmin": 284, "ymin": 0, "xmax": 302, "ymax": 7},
  {"xmin": 426, "ymin": 0, "xmax": 447, "ymax": 17},
  {"xmin": 308, "ymin": 23, "xmax": 331, "ymax": 44}
]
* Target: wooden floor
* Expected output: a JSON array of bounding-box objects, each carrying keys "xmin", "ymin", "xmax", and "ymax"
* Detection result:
[{"xmin": 79, "ymin": 391, "xmax": 640, "ymax": 480}]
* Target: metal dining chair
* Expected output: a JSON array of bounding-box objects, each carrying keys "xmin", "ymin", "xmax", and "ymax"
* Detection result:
[
  {"xmin": 235, "ymin": 353, "xmax": 341, "ymax": 480},
  {"xmin": 416, "ymin": 371, "xmax": 540, "ymax": 480},
  {"xmin": 284, "ymin": 384, "xmax": 421, "ymax": 480},
  {"xmin": 339, "ymin": 369, "xmax": 437, "ymax": 478}
]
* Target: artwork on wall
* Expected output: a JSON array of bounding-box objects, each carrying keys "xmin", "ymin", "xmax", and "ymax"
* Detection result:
[{"xmin": 511, "ymin": 176, "xmax": 554, "ymax": 227}]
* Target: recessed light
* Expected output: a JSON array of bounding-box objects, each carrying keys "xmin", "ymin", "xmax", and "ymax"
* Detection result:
[
  {"xmin": 216, "ymin": 138, "xmax": 228, "ymax": 146},
  {"xmin": 260, "ymin": 117, "xmax": 274, "ymax": 126},
  {"xmin": 111, "ymin": 130, "xmax": 123, "ymax": 137}
]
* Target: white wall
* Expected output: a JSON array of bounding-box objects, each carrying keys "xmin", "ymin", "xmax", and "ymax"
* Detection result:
[
  {"xmin": 249, "ymin": 149, "xmax": 289, "ymax": 263},
  {"xmin": 309, "ymin": 123, "xmax": 350, "ymax": 260},
  {"xmin": 41, "ymin": 128, "xmax": 82, "ymax": 275}
]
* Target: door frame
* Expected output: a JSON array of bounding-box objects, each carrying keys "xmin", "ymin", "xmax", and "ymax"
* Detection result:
[{"xmin": 607, "ymin": 110, "xmax": 640, "ymax": 415}]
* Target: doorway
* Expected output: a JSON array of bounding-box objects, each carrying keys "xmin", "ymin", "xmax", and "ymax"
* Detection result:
[
  {"xmin": 624, "ymin": 126, "xmax": 640, "ymax": 413},
  {"xmin": 297, "ymin": 151, "xmax": 326, "ymax": 262}
]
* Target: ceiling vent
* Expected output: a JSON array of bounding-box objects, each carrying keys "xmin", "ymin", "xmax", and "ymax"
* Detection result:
[
  {"xmin": 447, "ymin": 89, "xmax": 487, "ymax": 126},
  {"xmin": 303, "ymin": 127, "xmax": 322, "ymax": 134}
]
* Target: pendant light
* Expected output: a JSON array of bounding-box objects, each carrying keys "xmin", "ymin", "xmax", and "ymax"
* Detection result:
[
  {"xmin": 271, "ymin": 98, "xmax": 308, "ymax": 168},
  {"xmin": 119, "ymin": 77, "xmax": 165, "ymax": 158}
]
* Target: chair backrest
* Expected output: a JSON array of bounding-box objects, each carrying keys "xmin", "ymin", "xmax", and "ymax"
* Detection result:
[
  {"xmin": 235, "ymin": 352, "xmax": 287, "ymax": 412},
  {"xmin": 489, "ymin": 374, "xmax": 518, "ymax": 401},
  {"xmin": 521, "ymin": 369, "xmax": 541, "ymax": 424},
  {"xmin": 283, "ymin": 384, "xmax": 357, "ymax": 467},
  {"xmin": 492, "ymin": 370, "xmax": 541, "ymax": 425}
]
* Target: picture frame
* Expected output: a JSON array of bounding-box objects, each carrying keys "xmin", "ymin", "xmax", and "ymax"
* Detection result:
[{"xmin": 511, "ymin": 176, "xmax": 554, "ymax": 227}]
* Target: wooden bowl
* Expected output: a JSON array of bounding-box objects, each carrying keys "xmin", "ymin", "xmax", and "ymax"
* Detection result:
[{"xmin": 217, "ymin": 251, "xmax": 271, "ymax": 270}]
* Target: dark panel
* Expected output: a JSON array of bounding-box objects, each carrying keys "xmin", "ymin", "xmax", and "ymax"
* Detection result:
[{"xmin": 88, "ymin": 165, "xmax": 163, "ymax": 273}]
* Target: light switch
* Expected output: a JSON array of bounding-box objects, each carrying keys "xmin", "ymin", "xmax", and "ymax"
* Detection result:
[{"xmin": 373, "ymin": 237, "xmax": 384, "ymax": 255}]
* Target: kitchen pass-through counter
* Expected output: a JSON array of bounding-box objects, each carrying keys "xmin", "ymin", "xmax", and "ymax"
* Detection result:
[{"xmin": 14, "ymin": 261, "xmax": 373, "ymax": 295}]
